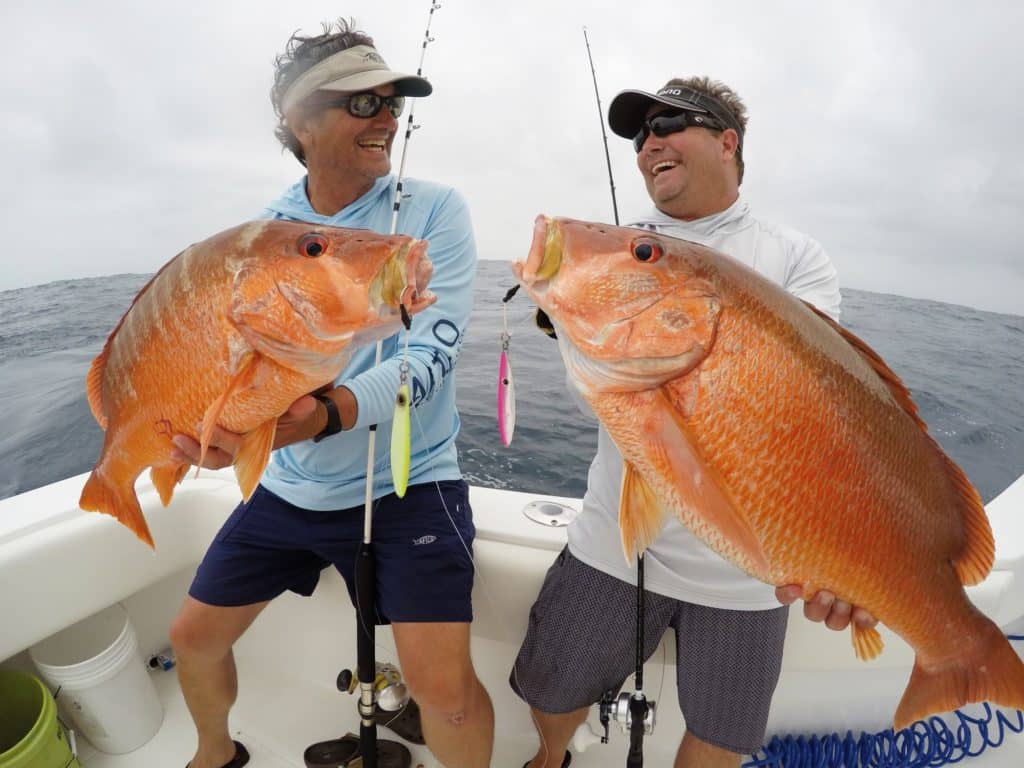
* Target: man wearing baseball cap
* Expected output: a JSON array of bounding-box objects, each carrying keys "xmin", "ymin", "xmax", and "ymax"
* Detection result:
[
  {"xmin": 169, "ymin": 19, "xmax": 491, "ymax": 768},
  {"xmin": 512, "ymin": 77, "xmax": 874, "ymax": 768}
]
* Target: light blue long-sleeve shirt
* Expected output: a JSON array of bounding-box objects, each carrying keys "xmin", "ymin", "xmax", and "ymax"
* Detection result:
[{"xmin": 259, "ymin": 173, "xmax": 477, "ymax": 511}]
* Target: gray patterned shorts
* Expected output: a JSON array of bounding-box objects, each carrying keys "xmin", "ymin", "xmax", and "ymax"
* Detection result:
[{"xmin": 510, "ymin": 547, "xmax": 788, "ymax": 755}]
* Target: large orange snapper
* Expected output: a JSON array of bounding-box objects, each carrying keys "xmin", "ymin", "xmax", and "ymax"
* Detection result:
[
  {"xmin": 512, "ymin": 215, "xmax": 1024, "ymax": 729},
  {"xmin": 81, "ymin": 220, "xmax": 434, "ymax": 548}
]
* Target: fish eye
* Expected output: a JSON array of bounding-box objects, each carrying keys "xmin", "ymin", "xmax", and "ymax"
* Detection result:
[
  {"xmin": 298, "ymin": 233, "xmax": 328, "ymax": 258},
  {"xmin": 632, "ymin": 240, "xmax": 664, "ymax": 263}
]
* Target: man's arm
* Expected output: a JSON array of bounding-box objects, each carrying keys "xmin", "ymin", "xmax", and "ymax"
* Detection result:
[
  {"xmin": 171, "ymin": 188, "xmax": 477, "ymax": 468},
  {"xmin": 338, "ymin": 187, "xmax": 477, "ymax": 429},
  {"xmin": 786, "ymin": 234, "xmax": 841, "ymax": 321}
]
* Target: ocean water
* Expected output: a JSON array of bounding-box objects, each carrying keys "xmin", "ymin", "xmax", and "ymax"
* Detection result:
[{"xmin": 1, "ymin": 261, "xmax": 1022, "ymax": 505}]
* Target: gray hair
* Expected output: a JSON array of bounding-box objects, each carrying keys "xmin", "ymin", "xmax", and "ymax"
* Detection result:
[{"xmin": 270, "ymin": 18, "xmax": 375, "ymax": 166}]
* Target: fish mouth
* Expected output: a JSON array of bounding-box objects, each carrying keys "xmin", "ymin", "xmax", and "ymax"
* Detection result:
[
  {"xmin": 376, "ymin": 239, "xmax": 436, "ymax": 318},
  {"xmin": 513, "ymin": 215, "xmax": 562, "ymax": 294}
]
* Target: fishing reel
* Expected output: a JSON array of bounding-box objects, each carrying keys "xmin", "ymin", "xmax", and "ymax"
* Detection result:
[
  {"xmin": 336, "ymin": 662, "xmax": 410, "ymax": 712},
  {"xmin": 598, "ymin": 690, "xmax": 656, "ymax": 740}
]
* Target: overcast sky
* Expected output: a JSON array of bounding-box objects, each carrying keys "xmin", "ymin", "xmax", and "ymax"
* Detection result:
[{"xmin": 2, "ymin": 0, "xmax": 1021, "ymax": 316}]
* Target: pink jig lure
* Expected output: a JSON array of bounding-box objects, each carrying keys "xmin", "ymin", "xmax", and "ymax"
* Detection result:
[{"xmin": 498, "ymin": 303, "xmax": 516, "ymax": 445}]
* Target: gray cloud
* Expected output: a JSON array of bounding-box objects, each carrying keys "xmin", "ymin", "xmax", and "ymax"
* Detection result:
[{"xmin": 1, "ymin": 0, "xmax": 1020, "ymax": 316}]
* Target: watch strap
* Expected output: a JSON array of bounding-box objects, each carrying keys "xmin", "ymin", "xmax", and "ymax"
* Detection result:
[{"xmin": 312, "ymin": 393, "xmax": 343, "ymax": 442}]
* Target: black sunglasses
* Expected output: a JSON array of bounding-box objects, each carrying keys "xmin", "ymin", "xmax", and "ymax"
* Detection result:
[
  {"xmin": 321, "ymin": 92, "xmax": 406, "ymax": 119},
  {"xmin": 632, "ymin": 110, "xmax": 726, "ymax": 153}
]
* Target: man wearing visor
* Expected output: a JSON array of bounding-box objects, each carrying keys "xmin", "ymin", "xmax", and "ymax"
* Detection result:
[
  {"xmin": 168, "ymin": 20, "xmax": 492, "ymax": 768},
  {"xmin": 512, "ymin": 77, "xmax": 875, "ymax": 768}
]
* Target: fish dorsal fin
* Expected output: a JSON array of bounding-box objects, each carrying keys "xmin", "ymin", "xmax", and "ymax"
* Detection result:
[
  {"xmin": 803, "ymin": 302, "xmax": 992, "ymax": 585},
  {"xmin": 619, "ymin": 462, "xmax": 668, "ymax": 563},
  {"xmin": 85, "ymin": 251, "xmax": 189, "ymax": 430},
  {"xmin": 944, "ymin": 455, "xmax": 993, "ymax": 585},
  {"xmin": 198, "ymin": 352, "xmax": 260, "ymax": 471},
  {"xmin": 593, "ymin": 389, "xmax": 771, "ymax": 579},
  {"xmin": 802, "ymin": 301, "xmax": 926, "ymax": 430},
  {"xmin": 233, "ymin": 419, "xmax": 277, "ymax": 501}
]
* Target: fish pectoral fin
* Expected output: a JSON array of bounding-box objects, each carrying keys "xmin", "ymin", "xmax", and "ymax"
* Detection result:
[
  {"xmin": 643, "ymin": 390, "xmax": 770, "ymax": 580},
  {"xmin": 86, "ymin": 350, "xmax": 109, "ymax": 429},
  {"xmin": 852, "ymin": 623, "xmax": 884, "ymax": 661},
  {"xmin": 199, "ymin": 353, "xmax": 260, "ymax": 469},
  {"xmin": 79, "ymin": 468, "xmax": 154, "ymax": 549},
  {"xmin": 893, "ymin": 622, "xmax": 1024, "ymax": 730},
  {"xmin": 150, "ymin": 463, "xmax": 189, "ymax": 507},
  {"xmin": 619, "ymin": 462, "xmax": 668, "ymax": 563},
  {"xmin": 233, "ymin": 419, "xmax": 276, "ymax": 501}
]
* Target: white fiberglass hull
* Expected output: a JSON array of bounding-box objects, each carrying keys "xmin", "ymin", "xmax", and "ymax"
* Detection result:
[{"xmin": 1, "ymin": 470, "xmax": 1022, "ymax": 766}]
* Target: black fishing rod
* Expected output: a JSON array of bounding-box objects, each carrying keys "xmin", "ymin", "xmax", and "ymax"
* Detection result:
[
  {"xmin": 583, "ymin": 26, "xmax": 619, "ymax": 227},
  {"xmin": 583, "ymin": 26, "xmax": 654, "ymax": 768},
  {"xmin": 304, "ymin": 6, "xmax": 441, "ymax": 768},
  {"xmin": 357, "ymin": 5, "xmax": 442, "ymax": 766}
]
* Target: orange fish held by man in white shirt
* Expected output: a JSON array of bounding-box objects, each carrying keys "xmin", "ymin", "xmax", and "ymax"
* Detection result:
[{"xmin": 512, "ymin": 214, "xmax": 1024, "ymax": 730}]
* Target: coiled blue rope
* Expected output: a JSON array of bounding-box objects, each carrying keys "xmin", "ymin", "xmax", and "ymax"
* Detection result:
[{"xmin": 743, "ymin": 636, "xmax": 1024, "ymax": 768}]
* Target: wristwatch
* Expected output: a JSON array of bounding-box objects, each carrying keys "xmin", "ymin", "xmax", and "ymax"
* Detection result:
[{"xmin": 312, "ymin": 393, "xmax": 343, "ymax": 442}]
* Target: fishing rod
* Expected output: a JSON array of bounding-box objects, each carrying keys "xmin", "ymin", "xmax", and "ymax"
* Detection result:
[
  {"xmin": 583, "ymin": 26, "xmax": 619, "ymax": 227},
  {"xmin": 581, "ymin": 26, "xmax": 654, "ymax": 768},
  {"xmin": 335, "ymin": 5, "xmax": 443, "ymax": 768}
]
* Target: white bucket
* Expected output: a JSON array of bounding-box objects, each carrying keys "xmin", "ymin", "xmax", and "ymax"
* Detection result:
[{"xmin": 29, "ymin": 603, "xmax": 163, "ymax": 754}]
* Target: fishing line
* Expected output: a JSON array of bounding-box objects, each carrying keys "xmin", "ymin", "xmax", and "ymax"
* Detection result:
[{"xmin": 408, "ymin": 400, "xmax": 563, "ymax": 767}]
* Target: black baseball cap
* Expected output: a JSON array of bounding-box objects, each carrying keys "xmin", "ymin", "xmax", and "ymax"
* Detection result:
[{"xmin": 608, "ymin": 83, "xmax": 744, "ymax": 151}]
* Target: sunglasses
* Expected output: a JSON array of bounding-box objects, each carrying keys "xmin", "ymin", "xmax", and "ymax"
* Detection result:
[
  {"xmin": 632, "ymin": 110, "xmax": 726, "ymax": 153},
  {"xmin": 321, "ymin": 92, "xmax": 406, "ymax": 119}
]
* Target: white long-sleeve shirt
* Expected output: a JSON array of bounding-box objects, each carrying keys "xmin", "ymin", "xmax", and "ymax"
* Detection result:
[{"xmin": 567, "ymin": 195, "xmax": 841, "ymax": 609}]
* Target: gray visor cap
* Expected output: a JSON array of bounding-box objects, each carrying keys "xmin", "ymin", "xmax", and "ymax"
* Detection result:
[
  {"xmin": 281, "ymin": 45, "xmax": 432, "ymax": 113},
  {"xmin": 608, "ymin": 87, "xmax": 743, "ymax": 149}
]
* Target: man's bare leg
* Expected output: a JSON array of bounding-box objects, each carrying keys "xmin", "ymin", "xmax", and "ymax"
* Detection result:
[
  {"xmin": 523, "ymin": 706, "xmax": 588, "ymax": 767},
  {"xmin": 674, "ymin": 730, "xmax": 743, "ymax": 768},
  {"xmin": 170, "ymin": 596, "xmax": 269, "ymax": 768},
  {"xmin": 392, "ymin": 622, "xmax": 493, "ymax": 768}
]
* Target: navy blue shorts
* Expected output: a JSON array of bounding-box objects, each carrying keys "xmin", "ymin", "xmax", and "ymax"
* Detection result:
[{"xmin": 188, "ymin": 480, "xmax": 476, "ymax": 623}]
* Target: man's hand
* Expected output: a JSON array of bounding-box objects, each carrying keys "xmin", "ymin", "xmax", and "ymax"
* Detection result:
[
  {"xmin": 170, "ymin": 395, "xmax": 322, "ymax": 469},
  {"xmin": 775, "ymin": 585, "xmax": 878, "ymax": 632},
  {"xmin": 270, "ymin": 394, "xmax": 321, "ymax": 448}
]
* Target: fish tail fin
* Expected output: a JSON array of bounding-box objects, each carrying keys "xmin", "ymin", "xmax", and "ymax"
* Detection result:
[
  {"xmin": 619, "ymin": 462, "xmax": 667, "ymax": 563},
  {"xmin": 894, "ymin": 620, "xmax": 1024, "ymax": 730},
  {"xmin": 79, "ymin": 469, "xmax": 155, "ymax": 549}
]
